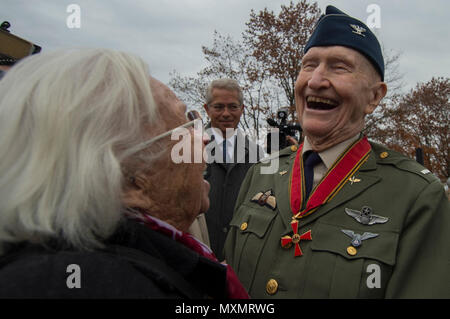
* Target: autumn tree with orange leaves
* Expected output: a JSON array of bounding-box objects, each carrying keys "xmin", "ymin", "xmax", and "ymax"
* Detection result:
[
  {"xmin": 368, "ymin": 77, "xmax": 449, "ymax": 182},
  {"xmin": 170, "ymin": 0, "xmax": 320, "ymax": 141},
  {"xmin": 244, "ymin": 0, "xmax": 320, "ymax": 118}
]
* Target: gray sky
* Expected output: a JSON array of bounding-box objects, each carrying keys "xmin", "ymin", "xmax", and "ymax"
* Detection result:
[{"xmin": 3, "ymin": 0, "xmax": 450, "ymax": 93}]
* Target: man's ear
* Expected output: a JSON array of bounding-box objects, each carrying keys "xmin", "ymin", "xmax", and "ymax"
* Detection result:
[{"xmin": 365, "ymin": 82, "xmax": 387, "ymax": 114}]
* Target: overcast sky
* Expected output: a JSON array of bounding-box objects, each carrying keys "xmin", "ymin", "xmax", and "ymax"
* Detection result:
[{"xmin": 3, "ymin": 0, "xmax": 450, "ymax": 94}]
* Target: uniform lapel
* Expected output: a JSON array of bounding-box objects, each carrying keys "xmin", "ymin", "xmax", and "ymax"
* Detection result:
[{"xmin": 274, "ymin": 151, "xmax": 298, "ymax": 233}]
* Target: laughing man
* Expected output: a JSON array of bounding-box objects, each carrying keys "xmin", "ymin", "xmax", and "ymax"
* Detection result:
[{"xmin": 224, "ymin": 5, "xmax": 450, "ymax": 298}]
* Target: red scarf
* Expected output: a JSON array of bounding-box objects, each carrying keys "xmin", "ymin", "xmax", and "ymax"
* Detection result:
[{"xmin": 125, "ymin": 209, "xmax": 249, "ymax": 299}]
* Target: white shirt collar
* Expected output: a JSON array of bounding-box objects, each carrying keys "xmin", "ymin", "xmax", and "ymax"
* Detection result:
[
  {"xmin": 211, "ymin": 128, "xmax": 238, "ymax": 161},
  {"xmin": 211, "ymin": 127, "xmax": 238, "ymax": 144}
]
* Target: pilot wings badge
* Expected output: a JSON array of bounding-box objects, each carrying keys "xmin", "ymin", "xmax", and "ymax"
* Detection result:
[
  {"xmin": 341, "ymin": 229, "xmax": 378, "ymax": 247},
  {"xmin": 251, "ymin": 189, "xmax": 276, "ymax": 210},
  {"xmin": 350, "ymin": 24, "xmax": 367, "ymax": 37},
  {"xmin": 345, "ymin": 206, "xmax": 389, "ymax": 225}
]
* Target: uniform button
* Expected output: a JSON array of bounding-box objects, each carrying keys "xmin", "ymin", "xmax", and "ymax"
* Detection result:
[
  {"xmin": 347, "ymin": 246, "xmax": 357, "ymax": 256},
  {"xmin": 379, "ymin": 151, "xmax": 389, "ymax": 159},
  {"xmin": 290, "ymin": 145, "xmax": 298, "ymax": 152},
  {"xmin": 222, "ymin": 227, "xmax": 228, "ymax": 233},
  {"xmin": 240, "ymin": 222, "xmax": 248, "ymax": 231},
  {"xmin": 266, "ymin": 279, "xmax": 278, "ymax": 295}
]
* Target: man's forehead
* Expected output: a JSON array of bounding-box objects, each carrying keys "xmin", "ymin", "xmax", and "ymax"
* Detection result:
[
  {"xmin": 211, "ymin": 87, "xmax": 239, "ymax": 96},
  {"xmin": 303, "ymin": 46, "xmax": 364, "ymax": 61},
  {"xmin": 305, "ymin": 46, "xmax": 376, "ymax": 70}
]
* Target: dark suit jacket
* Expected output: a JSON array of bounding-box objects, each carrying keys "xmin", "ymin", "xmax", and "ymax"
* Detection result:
[{"xmin": 204, "ymin": 124, "xmax": 263, "ymax": 261}]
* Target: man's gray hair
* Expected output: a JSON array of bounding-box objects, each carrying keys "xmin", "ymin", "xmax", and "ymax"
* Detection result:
[
  {"xmin": 0, "ymin": 48, "xmax": 159, "ymax": 254},
  {"xmin": 205, "ymin": 78, "xmax": 243, "ymax": 105}
]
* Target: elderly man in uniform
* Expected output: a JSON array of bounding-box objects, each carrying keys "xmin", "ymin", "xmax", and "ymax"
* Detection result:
[{"xmin": 224, "ymin": 6, "xmax": 450, "ymax": 298}]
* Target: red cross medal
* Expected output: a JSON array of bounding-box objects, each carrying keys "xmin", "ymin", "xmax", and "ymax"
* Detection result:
[{"xmin": 281, "ymin": 220, "xmax": 312, "ymax": 257}]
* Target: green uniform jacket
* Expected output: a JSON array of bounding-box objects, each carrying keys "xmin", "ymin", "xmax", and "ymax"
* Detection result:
[{"xmin": 224, "ymin": 141, "xmax": 450, "ymax": 298}]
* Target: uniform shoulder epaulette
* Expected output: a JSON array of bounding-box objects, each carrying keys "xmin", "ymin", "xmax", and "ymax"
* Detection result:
[
  {"xmin": 370, "ymin": 142, "xmax": 441, "ymax": 184},
  {"xmin": 259, "ymin": 144, "xmax": 297, "ymax": 163}
]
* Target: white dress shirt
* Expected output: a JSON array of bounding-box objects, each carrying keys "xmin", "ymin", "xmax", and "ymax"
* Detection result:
[{"xmin": 211, "ymin": 127, "xmax": 238, "ymax": 163}]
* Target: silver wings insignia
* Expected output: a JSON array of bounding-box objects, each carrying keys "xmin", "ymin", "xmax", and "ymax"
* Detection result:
[
  {"xmin": 342, "ymin": 229, "xmax": 379, "ymax": 247},
  {"xmin": 345, "ymin": 206, "xmax": 389, "ymax": 225}
]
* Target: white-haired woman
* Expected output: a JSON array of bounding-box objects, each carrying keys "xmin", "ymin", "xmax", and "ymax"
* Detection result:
[{"xmin": 0, "ymin": 49, "xmax": 248, "ymax": 298}]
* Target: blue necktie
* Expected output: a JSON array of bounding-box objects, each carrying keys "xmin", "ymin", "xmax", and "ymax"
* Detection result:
[{"xmin": 304, "ymin": 151, "xmax": 322, "ymax": 199}]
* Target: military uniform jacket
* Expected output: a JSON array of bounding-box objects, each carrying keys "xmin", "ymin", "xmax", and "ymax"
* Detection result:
[{"xmin": 224, "ymin": 140, "xmax": 450, "ymax": 298}]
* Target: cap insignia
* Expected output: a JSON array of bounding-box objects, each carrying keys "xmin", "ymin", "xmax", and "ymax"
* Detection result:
[{"xmin": 350, "ymin": 24, "xmax": 367, "ymax": 37}]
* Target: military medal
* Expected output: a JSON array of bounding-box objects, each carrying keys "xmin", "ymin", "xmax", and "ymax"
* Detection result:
[
  {"xmin": 281, "ymin": 220, "xmax": 312, "ymax": 257},
  {"xmin": 282, "ymin": 136, "xmax": 372, "ymax": 257}
]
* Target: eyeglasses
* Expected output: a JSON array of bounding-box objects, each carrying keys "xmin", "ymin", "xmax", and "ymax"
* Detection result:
[
  {"xmin": 123, "ymin": 110, "xmax": 203, "ymax": 158},
  {"xmin": 209, "ymin": 103, "xmax": 242, "ymax": 113}
]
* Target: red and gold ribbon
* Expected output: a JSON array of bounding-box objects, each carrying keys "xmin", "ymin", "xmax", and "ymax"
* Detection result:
[
  {"xmin": 290, "ymin": 136, "xmax": 371, "ymax": 220},
  {"xmin": 283, "ymin": 136, "xmax": 371, "ymax": 257}
]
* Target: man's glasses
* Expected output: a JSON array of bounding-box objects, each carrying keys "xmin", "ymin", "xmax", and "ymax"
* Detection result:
[
  {"xmin": 209, "ymin": 103, "xmax": 242, "ymax": 113},
  {"xmin": 123, "ymin": 110, "xmax": 203, "ymax": 158}
]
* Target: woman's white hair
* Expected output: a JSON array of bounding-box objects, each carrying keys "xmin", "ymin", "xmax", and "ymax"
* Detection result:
[{"xmin": 0, "ymin": 48, "xmax": 158, "ymax": 254}]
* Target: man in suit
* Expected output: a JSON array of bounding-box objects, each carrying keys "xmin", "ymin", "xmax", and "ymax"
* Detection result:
[
  {"xmin": 202, "ymin": 78, "xmax": 263, "ymax": 261},
  {"xmin": 224, "ymin": 5, "xmax": 450, "ymax": 298}
]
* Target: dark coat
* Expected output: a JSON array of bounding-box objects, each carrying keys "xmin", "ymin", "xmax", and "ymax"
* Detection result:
[
  {"xmin": 204, "ymin": 125, "xmax": 263, "ymax": 261},
  {"xmin": 0, "ymin": 220, "xmax": 228, "ymax": 298}
]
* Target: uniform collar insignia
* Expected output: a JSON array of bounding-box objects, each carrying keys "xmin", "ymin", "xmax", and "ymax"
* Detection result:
[
  {"xmin": 350, "ymin": 24, "xmax": 366, "ymax": 37},
  {"xmin": 348, "ymin": 175, "xmax": 361, "ymax": 184},
  {"xmin": 341, "ymin": 229, "xmax": 378, "ymax": 247},
  {"xmin": 251, "ymin": 189, "xmax": 277, "ymax": 210},
  {"xmin": 345, "ymin": 206, "xmax": 389, "ymax": 225}
]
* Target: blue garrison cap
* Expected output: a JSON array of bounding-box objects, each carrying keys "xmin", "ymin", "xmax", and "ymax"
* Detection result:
[{"xmin": 304, "ymin": 5, "xmax": 384, "ymax": 81}]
